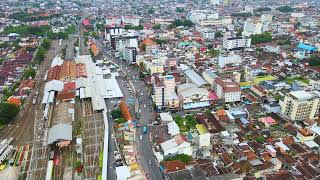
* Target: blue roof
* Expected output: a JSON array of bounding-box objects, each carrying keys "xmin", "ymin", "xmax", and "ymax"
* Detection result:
[
  {"xmin": 297, "ymin": 43, "xmax": 317, "ymax": 52},
  {"xmin": 240, "ymin": 118, "xmax": 249, "ymax": 125}
]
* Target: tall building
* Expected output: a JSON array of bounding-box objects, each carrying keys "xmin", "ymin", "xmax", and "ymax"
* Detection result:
[
  {"xmin": 217, "ymin": 54, "xmax": 242, "ymax": 68},
  {"xmin": 242, "ymin": 19, "xmax": 263, "ymax": 37},
  {"xmin": 213, "ymin": 78, "xmax": 241, "ymax": 103},
  {"xmin": 153, "ymin": 75, "xmax": 176, "ymax": 109},
  {"xmin": 223, "ymin": 38, "xmax": 251, "ymax": 50},
  {"xmin": 280, "ymin": 91, "xmax": 320, "ymax": 121},
  {"xmin": 123, "ymin": 47, "xmax": 137, "ymax": 64},
  {"xmin": 110, "ymin": 33, "xmax": 138, "ymax": 51}
]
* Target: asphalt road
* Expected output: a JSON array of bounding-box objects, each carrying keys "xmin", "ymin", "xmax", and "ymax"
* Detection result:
[{"xmin": 95, "ymin": 38, "xmax": 164, "ymax": 180}]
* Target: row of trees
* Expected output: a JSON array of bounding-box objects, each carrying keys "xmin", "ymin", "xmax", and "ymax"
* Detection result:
[
  {"xmin": 9, "ymin": 11, "xmax": 60, "ymax": 22},
  {"xmin": 34, "ymin": 38, "xmax": 52, "ymax": 64}
]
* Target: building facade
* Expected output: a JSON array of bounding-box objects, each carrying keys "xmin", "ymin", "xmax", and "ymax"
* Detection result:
[
  {"xmin": 280, "ymin": 91, "xmax": 320, "ymax": 121},
  {"xmin": 153, "ymin": 75, "xmax": 176, "ymax": 110},
  {"xmin": 223, "ymin": 38, "xmax": 251, "ymax": 50},
  {"xmin": 214, "ymin": 78, "xmax": 241, "ymax": 103},
  {"xmin": 123, "ymin": 47, "xmax": 137, "ymax": 64}
]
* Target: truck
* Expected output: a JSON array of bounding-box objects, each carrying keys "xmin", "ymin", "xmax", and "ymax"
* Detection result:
[{"xmin": 143, "ymin": 126, "xmax": 147, "ymax": 134}]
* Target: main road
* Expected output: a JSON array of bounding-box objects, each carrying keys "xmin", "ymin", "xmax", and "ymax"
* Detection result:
[{"xmin": 95, "ymin": 38, "xmax": 164, "ymax": 180}]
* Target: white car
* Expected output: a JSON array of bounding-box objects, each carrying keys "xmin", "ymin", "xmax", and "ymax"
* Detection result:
[{"xmin": 139, "ymin": 135, "xmax": 143, "ymax": 140}]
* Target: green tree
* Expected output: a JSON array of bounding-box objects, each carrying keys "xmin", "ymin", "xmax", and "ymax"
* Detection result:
[
  {"xmin": 23, "ymin": 67, "xmax": 36, "ymax": 79},
  {"xmin": 111, "ymin": 109, "xmax": 122, "ymax": 119},
  {"xmin": 255, "ymin": 136, "xmax": 265, "ymax": 144},
  {"xmin": 308, "ymin": 55, "xmax": 320, "ymax": 67},
  {"xmin": 207, "ymin": 49, "xmax": 220, "ymax": 58},
  {"xmin": 231, "ymin": 12, "xmax": 253, "ymax": 18},
  {"xmin": 168, "ymin": 19, "xmax": 193, "ymax": 28},
  {"xmin": 155, "ymin": 39, "xmax": 167, "ymax": 45},
  {"xmin": 0, "ymin": 103, "xmax": 19, "ymax": 124},
  {"xmin": 34, "ymin": 47, "xmax": 47, "ymax": 63},
  {"xmin": 215, "ymin": 31, "xmax": 223, "ymax": 38},
  {"xmin": 175, "ymin": 7, "xmax": 185, "ymax": 13},
  {"xmin": 152, "ymin": 24, "xmax": 161, "ymax": 30},
  {"xmin": 276, "ymin": 6, "xmax": 294, "ymax": 13},
  {"xmin": 164, "ymin": 154, "xmax": 192, "ymax": 164},
  {"xmin": 250, "ymin": 32, "xmax": 272, "ymax": 45},
  {"xmin": 254, "ymin": 7, "xmax": 271, "ymax": 13},
  {"xmin": 41, "ymin": 38, "xmax": 52, "ymax": 50},
  {"xmin": 148, "ymin": 8, "xmax": 155, "ymax": 14}
]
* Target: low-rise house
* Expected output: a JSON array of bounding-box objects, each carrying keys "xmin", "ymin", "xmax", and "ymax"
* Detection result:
[
  {"xmin": 160, "ymin": 135, "xmax": 192, "ymax": 156},
  {"xmin": 177, "ymin": 83, "xmax": 210, "ymax": 110}
]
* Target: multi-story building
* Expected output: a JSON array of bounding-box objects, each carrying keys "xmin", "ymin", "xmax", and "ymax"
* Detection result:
[
  {"xmin": 214, "ymin": 78, "xmax": 241, "ymax": 103},
  {"xmin": 188, "ymin": 10, "xmax": 219, "ymax": 24},
  {"xmin": 242, "ymin": 18, "xmax": 263, "ymax": 36},
  {"xmin": 217, "ymin": 54, "xmax": 242, "ymax": 68},
  {"xmin": 105, "ymin": 26, "xmax": 124, "ymax": 41},
  {"xmin": 223, "ymin": 38, "xmax": 251, "ymax": 50},
  {"xmin": 280, "ymin": 91, "xmax": 320, "ymax": 121},
  {"xmin": 105, "ymin": 16, "xmax": 140, "ymax": 26},
  {"xmin": 110, "ymin": 33, "xmax": 138, "ymax": 51},
  {"xmin": 123, "ymin": 47, "xmax": 137, "ymax": 64},
  {"xmin": 153, "ymin": 75, "xmax": 177, "ymax": 110}
]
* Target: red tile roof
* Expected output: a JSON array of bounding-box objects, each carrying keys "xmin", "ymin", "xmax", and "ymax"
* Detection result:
[
  {"xmin": 162, "ymin": 160, "xmax": 186, "ymax": 173},
  {"xmin": 63, "ymin": 82, "xmax": 76, "ymax": 91},
  {"xmin": 57, "ymin": 92, "xmax": 75, "ymax": 101}
]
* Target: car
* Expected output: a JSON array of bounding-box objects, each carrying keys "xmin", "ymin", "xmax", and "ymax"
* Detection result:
[
  {"xmin": 148, "ymin": 160, "xmax": 152, "ymax": 165},
  {"xmin": 139, "ymin": 135, "xmax": 143, "ymax": 140}
]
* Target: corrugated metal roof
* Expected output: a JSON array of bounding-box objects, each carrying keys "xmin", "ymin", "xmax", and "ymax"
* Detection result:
[
  {"xmin": 184, "ymin": 69, "xmax": 209, "ymax": 87},
  {"xmin": 47, "ymin": 123, "xmax": 72, "ymax": 145}
]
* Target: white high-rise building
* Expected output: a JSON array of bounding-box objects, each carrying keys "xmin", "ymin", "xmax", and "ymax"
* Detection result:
[
  {"xmin": 213, "ymin": 78, "xmax": 241, "ymax": 103},
  {"xmin": 223, "ymin": 38, "xmax": 251, "ymax": 50},
  {"xmin": 242, "ymin": 19, "xmax": 263, "ymax": 36},
  {"xmin": 153, "ymin": 75, "xmax": 176, "ymax": 109},
  {"xmin": 123, "ymin": 47, "xmax": 137, "ymax": 64},
  {"xmin": 280, "ymin": 91, "xmax": 320, "ymax": 121}
]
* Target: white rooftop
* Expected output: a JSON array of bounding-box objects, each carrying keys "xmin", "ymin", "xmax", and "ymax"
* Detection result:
[{"xmin": 290, "ymin": 90, "xmax": 313, "ymax": 100}]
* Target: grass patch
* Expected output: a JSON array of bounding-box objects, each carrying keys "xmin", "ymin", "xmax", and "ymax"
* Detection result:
[
  {"xmin": 173, "ymin": 115, "xmax": 197, "ymax": 132},
  {"xmin": 285, "ymin": 76, "xmax": 309, "ymax": 85}
]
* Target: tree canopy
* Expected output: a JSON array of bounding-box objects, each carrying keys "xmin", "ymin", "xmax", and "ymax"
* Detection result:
[
  {"xmin": 231, "ymin": 12, "xmax": 253, "ymax": 18},
  {"xmin": 276, "ymin": 6, "xmax": 294, "ymax": 13},
  {"xmin": 152, "ymin": 24, "xmax": 161, "ymax": 30},
  {"xmin": 254, "ymin": 7, "xmax": 271, "ymax": 13},
  {"xmin": 23, "ymin": 67, "xmax": 36, "ymax": 79},
  {"xmin": 250, "ymin": 32, "xmax": 272, "ymax": 45},
  {"xmin": 168, "ymin": 19, "xmax": 193, "ymax": 28},
  {"xmin": 307, "ymin": 55, "xmax": 320, "ymax": 67},
  {"xmin": 0, "ymin": 103, "xmax": 19, "ymax": 125},
  {"xmin": 164, "ymin": 154, "xmax": 192, "ymax": 164},
  {"xmin": 175, "ymin": 7, "xmax": 185, "ymax": 13},
  {"xmin": 3, "ymin": 25, "xmax": 51, "ymax": 37},
  {"xmin": 111, "ymin": 109, "xmax": 123, "ymax": 119}
]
